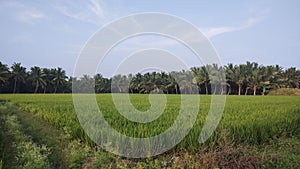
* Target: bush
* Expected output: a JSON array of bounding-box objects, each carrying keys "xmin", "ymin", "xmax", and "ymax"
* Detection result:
[
  {"xmin": 269, "ymin": 88, "xmax": 300, "ymax": 96},
  {"xmin": 17, "ymin": 141, "xmax": 50, "ymax": 169}
]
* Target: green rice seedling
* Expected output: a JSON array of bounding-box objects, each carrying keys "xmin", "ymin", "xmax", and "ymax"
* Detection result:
[{"xmin": 0, "ymin": 94, "xmax": 299, "ymax": 153}]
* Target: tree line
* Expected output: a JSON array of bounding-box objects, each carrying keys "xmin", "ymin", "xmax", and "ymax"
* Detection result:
[{"xmin": 0, "ymin": 61, "xmax": 299, "ymax": 95}]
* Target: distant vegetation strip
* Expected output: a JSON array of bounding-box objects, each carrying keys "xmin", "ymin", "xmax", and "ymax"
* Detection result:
[{"xmin": 0, "ymin": 61, "xmax": 299, "ymax": 95}]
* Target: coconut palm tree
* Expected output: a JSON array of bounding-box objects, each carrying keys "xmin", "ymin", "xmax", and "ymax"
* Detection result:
[
  {"xmin": 284, "ymin": 67, "xmax": 300, "ymax": 88},
  {"xmin": 206, "ymin": 64, "xmax": 222, "ymax": 94},
  {"xmin": 52, "ymin": 67, "xmax": 67, "ymax": 93},
  {"xmin": 42, "ymin": 68, "xmax": 53, "ymax": 93},
  {"xmin": 215, "ymin": 66, "xmax": 228, "ymax": 95},
  {"xmin": 251, "ymin": 66, "xmax": 262, "ymax": 96},
  {"xmin": 0, "ymin": 62, "xmax": 9, "ymax": 88},
  {"xmin": 226, "ymin": 63, "xmax": 245, "ymax": 95},
  {"xmin": 30, "ymin": 66, "xmax": 46, "ymax": 93},
  {"xmin": 191, "ymin": 66, "xmax": 210, "ymax": 94},
  {"xmin": 260, "ymin": 65, "xmax": 277, "ymax": 96},
  {"xmin": 169, "ymin": 71, "xmax": 179, "ymax": 94},
  {"xmin": 11, "ymin": 62, "xmax": 27, "ymax": 93}
]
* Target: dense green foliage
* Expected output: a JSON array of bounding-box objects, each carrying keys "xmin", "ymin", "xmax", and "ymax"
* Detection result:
[{"xmin": 0, "ymin": 61, "xmax": 299, "ymax": 95}]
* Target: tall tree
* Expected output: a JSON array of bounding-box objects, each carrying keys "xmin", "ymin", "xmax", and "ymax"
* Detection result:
[
  {"xmin": 249, "ymin": 64, "xmax": 263, "ymax": 95},
  {"xmin": 95, "ymin": 74, "xmax": 108, "ymax": 93},
  {"xmin": 52, "ymin": 67, "xmax": 67, "ymax": 93},
  {"xmin": 30, "ymin": 66, "xmax": 46, "ymax": 93},
  {"xmin": 11, "ymin": 62, "xmax": 27, "ymax": 93},
  {"xmin": 260, "ymin": 65, "xmax": 278, "ymax": 95},
  {"xmin": 283, "ymin": 67, "xmax": 300, "ymax": 88},
  {"xmin": 226, "ymin": 63, "xmax": 245, "ymax": 95},
  {"xmin": 191, "ymin": 66, "xmax": 210, "ymax": 94},
  {"xmin": 169, "ymin": 72, "xmax": 179, "ymax": 94},
  {"xmin": 42, "ymin": 68, "xmax": 53, "ymax": 93},
  {"xmin": 0, "ymin": 62, "xmax": 9, "ymax": 89}
]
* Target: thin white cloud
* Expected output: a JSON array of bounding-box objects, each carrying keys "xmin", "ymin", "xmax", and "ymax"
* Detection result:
[
  {"xmin": 0, "ymin": 1, "xmax": 45, "ymax": 24},
  {"xmin": 54, "ymin": 0, "xmax": 106, "ymax": 25},
  {"xmin": 17, "ymin": 10, "xmax": 45, "ymax": 23},
  {"xmin": 55, "ymin": 5, "xmax": 88, "ymax": 22},
  {"xmin": 202, "ymin": 16, "xmax": 264, "ymax": 38},
  {"xmin": 98, "ymin": 16, "xmax": 265, "ymax": 56},
  {"xmin": 113, "ymin": 16, "xmax": 265, "ymax": 52},
  {"xmin": 89, "ymin": 0, "xmax": 105, "ymax": 19}
]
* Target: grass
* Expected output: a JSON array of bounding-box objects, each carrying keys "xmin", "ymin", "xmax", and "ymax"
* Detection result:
[
  {"xmin": 0, "ymin": 94, "xmax": 299, "ymax": 168},
  {"xmin": 0, "ymin": 102, "xmax": 50, "ymax": 169}
]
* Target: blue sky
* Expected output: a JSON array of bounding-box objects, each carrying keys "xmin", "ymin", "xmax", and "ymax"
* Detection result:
[{"xmin": 0, "ymin": 0, "xmax": 300, "ymax": 77}]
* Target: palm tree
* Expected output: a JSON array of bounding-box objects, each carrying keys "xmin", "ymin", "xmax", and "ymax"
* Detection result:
[
  {"xmin": 226, "ymin": 63, "xmax": 245, "ymax": 95},
  {"xmin": 191, "ymin": 67, "xmax": 202, "ymax": 94},
  {"xmin": 243, "ymin": 62, "xmax": 253, "ymax": 95},
  {"xmin": 0, "ymin": 62, "xmax": 9, "ymax": 88},
  {"xmin": 206, "ymin": 64, "xmax": 222, "ymax": 94},
  {"xmin": 296, "ymin": 70, "xmax": 300, "ymax": 89},
  {"xmin": 30, "ymin": 66, "xmax": 46, "ymax": 93},
  {"xmin": 131, "ymin": 73, "xmax": 143, "ymax": 93},
  {"xmin": 284, "ymin": 67, "xmax": 300, "ymax": 88},
  {"xmin": 95, "ymin": 74, "xmax": 107, "ymax": 93},
  {"xmin": 215, "ymin": 66, "xmax": 228, "ymax": 95},
  {"xmin": 191, "ymin": 66, "xmax": 210, "ymax": 94},
  {"xmin": 141, "ymin": 72, "xmax": 154, "ymax": 94},
  {"xmin": 11, "ymin": 62, "xmax": 27, "ymax": 93},
  {"xmin": 111, "ymin": 74, "xmax": 123, "ymax": 93},
  {"xmin": 42, "ymin": 68, "xmax": 53, "ymax": 93},
  {"xmin": 160, "ymin": 72, "xmax": 171, "ymax": 94},
  {"xmin": 175, "ymin": 70, "xmax": 194, "ymax": 94},
  {"xmin": 169, "ymin": 72, "xmax": 179, "ymax": 94},
  {"xmin": 271, "ymin": 65, "xmax": 285, "ymax": 89},
  {"xmin": 52, "ymin": 67, "xmax": 67, "ymax": 93},
  {"xmin": 251, "ymin": 66, "xmax": 262, "ymax": 96},
  {"xmin": 260, "ymin": 65, "xmax": 279, "ymax": 95}
]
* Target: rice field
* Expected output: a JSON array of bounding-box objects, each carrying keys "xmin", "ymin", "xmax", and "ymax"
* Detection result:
[
  {"xmin": 1, "ymin": 94, "xmax": 299, "ymax": 146},
  {"xmin": 0, "ymin": 94, "xmax": 299, "ymax": 168}
]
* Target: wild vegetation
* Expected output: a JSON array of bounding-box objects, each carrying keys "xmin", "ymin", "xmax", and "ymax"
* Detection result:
[
  {"xmin": 0, "ymin": 61, "xmax": 299, "ymax": 95},
  {"xmin": 0, "ymin": 94, "xmax": 299, "ymax": 168},
  {"xmin": 0, "ymin": 102, "xmax": 50, "ymax": 168}
]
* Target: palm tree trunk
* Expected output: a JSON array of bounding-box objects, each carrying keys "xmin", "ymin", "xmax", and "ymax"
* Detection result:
[
  {"xmin": 245, "ymin": 87, "xmax": 249, "ymax": 95},
  {"xmin": 54, "ymin": 82, "xmax": 58, "ymax": 93},
  {"xmin": 227, "ymin": 87, "xmax": 231, "ymax": 95},
  {"xmin": 238, "ymin": 84, "xmax": 241, "ymax": 95},
  {"xmin": 34, "ymin": 83, "xmax": 39, "ymax": 94},
  {"xmin": 13, "ymin": 79, "xmax": 17, "ymax": 94},
  {"xmin": 220, "ymin": 86, "xmax": 223, "ymax": 95},
  {"xmin": 175, "ymin": 84, "xmax": 178, "ymax": 94},
  {"xmin": 214, "ymin": 84, "xmax": 217, "ymax": 94},
  {"xmin": 262, "ymin": 86, "xmax": 266, "ymax": 96},
  {"xmin": 253, "ymin": 86, "xmax": 257, "ymax": 96},
  {"xmin": 205, "ymin": 82, "xmax": 208, "ymax": 95}
]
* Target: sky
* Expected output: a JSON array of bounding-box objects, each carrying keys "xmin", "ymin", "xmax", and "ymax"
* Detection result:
[{"xmin": 0, "ymin": 0, "xmax": 300, "ymax": 77}]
